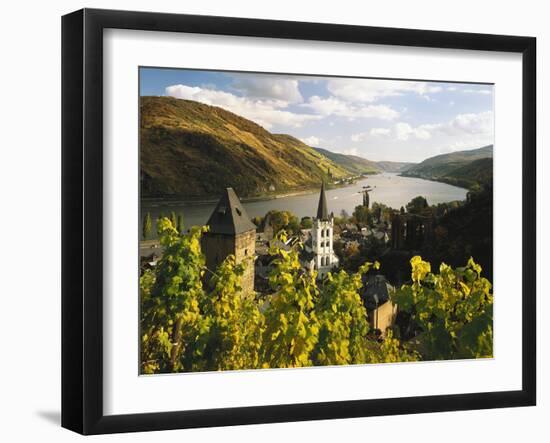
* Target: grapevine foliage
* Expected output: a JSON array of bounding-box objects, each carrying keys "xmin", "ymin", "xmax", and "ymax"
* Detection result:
[
  {"xmin": 392, "ymin": 256, "xmax": 493, "ymax": 360},
  {"xmin": 140, "ymin": 221, "xmax": 492, "ymax": 373}
]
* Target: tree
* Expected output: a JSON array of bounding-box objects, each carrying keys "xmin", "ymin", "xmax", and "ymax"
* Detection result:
[
  {"xmin": 265, "ymin": 210, "xmax": 300, "ymax": 235},
  {"xmin": 300, "ymin": 216, "xmax": 313, "ymax": 229},
  {"xmin": 371, "ymin": 202, "xmax": 391, "ymax": 224},
  {"xmin": 406, "ymin": 196, "xmax": 429, "ymax": 215},
  {"xmin": 352, "ymin": 205, "xmax": 370, "ymax": 225},
  {"xmin": 339, "ymin": 241, "xmax": 362, "ymax": 271},
  {"xmin": 142, "ymin": 212, "xmax": 152, "ymax": 239},
  {"xmin": 392, "ymin": 256, "xmax": 493, "ymax": 360}
]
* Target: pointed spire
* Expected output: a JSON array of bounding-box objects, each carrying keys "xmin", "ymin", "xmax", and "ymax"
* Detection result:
[
  {"xmin": 316, "ymin": 182, "xmax": 329, "ymax": 221},
  {"xmin": 206, "ymin": 188, "xmax": 256, "ymax": 235}
]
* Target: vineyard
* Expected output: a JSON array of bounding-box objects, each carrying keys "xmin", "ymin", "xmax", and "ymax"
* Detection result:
[{"xmin": 140, "ymin": 218, "xmax": 493, "ymax": 374}]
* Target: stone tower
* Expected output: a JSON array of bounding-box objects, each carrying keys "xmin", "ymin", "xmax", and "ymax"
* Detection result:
[
  {"xmin": 202, "ymin": 188, "xmax": 256, "ymax": 294},
  {"xmin": 311, "ymin": 182, "xmax": 339, "ymax": 278}
]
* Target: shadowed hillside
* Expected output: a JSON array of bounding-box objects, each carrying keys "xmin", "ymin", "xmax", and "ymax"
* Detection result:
[
  {"xmin": 401, "ymin": 145, "xmax": 493, "ymax": 189},
  {"xmin": 140, "ymin": 96, "xmax": 352, "ymax": 199}
]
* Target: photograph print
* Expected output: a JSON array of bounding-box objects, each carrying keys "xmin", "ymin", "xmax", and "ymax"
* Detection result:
[{"xmin": 139, "ymin": 68, "xmax": 494, "ymax": 375}]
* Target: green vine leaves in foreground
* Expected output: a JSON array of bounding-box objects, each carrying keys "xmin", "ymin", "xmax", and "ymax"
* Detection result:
[
  {"xmin": 313, "ymin": 262, "xmax": 378, "ymax": 366},
  {"xmin": 392, "ymin": 255, "xmax": 493, "ymax": 361},
  {"xmin": 261, "ymin": 231, "xmax": 320, "ymax": 368},
  {"xmin": 140, "ymin": 219, "xmax": 208, "ymax": 373},
  {"xmin": 195, "ymin": 255, "xmax": 264, "ymax": 371},
  {"xmin": 140, "ymin": 223, "xmax": 492, "ymax": 373}
]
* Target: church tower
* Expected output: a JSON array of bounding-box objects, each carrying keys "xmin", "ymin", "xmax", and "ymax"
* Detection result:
[
  {"xmin": 202, "ymin": 188, "xmax": 256, "ymax": 294},
  {"xmin": 311, "ymin": 182, "xmax": 339, "ymax": 278}
]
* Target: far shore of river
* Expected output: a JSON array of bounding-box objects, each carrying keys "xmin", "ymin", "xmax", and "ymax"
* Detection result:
[{"xmin": 141, "ymin": 176, "xmax": 372, "ymax": 208}]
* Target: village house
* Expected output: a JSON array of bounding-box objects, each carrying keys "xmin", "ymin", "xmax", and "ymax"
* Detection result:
[{"xmin": 362, "ymin": 274, "xmax": 398, "ymax": 337}]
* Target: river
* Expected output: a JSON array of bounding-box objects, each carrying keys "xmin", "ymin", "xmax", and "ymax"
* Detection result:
[{"xmin": 140, "ymin": 173, "xmax": 467, "ymax": 237}]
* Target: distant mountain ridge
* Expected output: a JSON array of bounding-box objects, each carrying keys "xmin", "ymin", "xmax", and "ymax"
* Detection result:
[
  {"xmin": 375, "ymin": 161, "xmax": 416, "ymax": 173},
  {"xmin": 401, "ymin": 145, "xmax": 493, "ymax": 189},
  {"xmin": 312, "ymin": 147, "xmax": 380, "ymax": 175},
  {"xmin": 313, "ymin": 148, "xmax": 415, "ymax": 174}
]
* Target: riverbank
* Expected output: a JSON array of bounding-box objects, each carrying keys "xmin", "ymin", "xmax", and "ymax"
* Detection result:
[
  {"xmin": 141, "ymin": 175, "xmax": 373, "ymax": 208},
  {"xmin": 139, "ymin": 174, "xmax": 469, "ymax": 242},
  {"xmin": 399, "ymin": 173, "xmax": 475, "ymax": 191}
]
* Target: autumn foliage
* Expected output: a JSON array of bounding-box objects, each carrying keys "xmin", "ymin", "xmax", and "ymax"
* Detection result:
[{"xmin": 140, "ymin": 219, "xmax": 492, "ymax": 374}]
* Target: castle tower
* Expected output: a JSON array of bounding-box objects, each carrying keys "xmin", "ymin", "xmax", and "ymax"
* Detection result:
[
  {"xmin": 202, "ymin": 188, "xmax": 256, "ymax": 294},
  {"xmin": 311, "ymin": 182, "xmax": 339, "ymax": 278}
]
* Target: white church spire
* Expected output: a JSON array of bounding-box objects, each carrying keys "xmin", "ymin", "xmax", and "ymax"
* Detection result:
[{"xmin": 310, "ymin": 182, "xmax": 339, "ymax": 278}]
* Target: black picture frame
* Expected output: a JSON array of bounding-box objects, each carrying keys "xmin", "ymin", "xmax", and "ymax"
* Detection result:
[{"xmin": 61, "ymin": 8, "xmax": 537, "ymax": 435}]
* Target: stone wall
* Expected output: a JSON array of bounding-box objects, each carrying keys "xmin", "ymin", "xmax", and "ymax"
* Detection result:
[
  {"xmin": 234, "ymin": 230, "xmax": 256, "ymax": 294},
  {"xmin": 202, "ymin": 229, "xmax": 256, "ymax": 294}
]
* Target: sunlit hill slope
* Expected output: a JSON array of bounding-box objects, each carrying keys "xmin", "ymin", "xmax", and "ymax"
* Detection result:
[{"xmin": 140, "ymin": 96, "xmax": 354, "ymax": 199}]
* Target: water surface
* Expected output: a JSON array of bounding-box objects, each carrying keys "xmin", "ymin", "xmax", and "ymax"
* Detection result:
[{"xmin": 141, "ymin": 173, "xmax": 467, "ymax": 237}]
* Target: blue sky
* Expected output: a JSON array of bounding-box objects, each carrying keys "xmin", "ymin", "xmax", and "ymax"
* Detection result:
[{"xmin": 140, "ymin": 67, "xmax": 494, "ymax": 163}]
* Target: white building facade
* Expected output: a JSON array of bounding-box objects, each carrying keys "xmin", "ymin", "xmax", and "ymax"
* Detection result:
[{"xmin": 303, "ymin": 182, "xmax": 339, "ymax": 278}]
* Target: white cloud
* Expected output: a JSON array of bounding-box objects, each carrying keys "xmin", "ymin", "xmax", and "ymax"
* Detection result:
[
  {"xmin": 326, "ymin": 79, "xmax": 443, "ymax": 103},
  {"xmin": 352, "ymin": 124, "xmax": 431, "ymax": 142},
  {"xmin": 230, "ymin": 76, "xmax": 303, "ymax": 103},
  {"xmin": 302, "ymin": 96, "xmax": 399, "ymax": 120},
  {"xmin": 447, "ymin": 86, "xmax": 457, "ymax": 91},
  {"xmin": 370, "ymin": 127, "xmax": 391, "ymax": 137},
  {"xmin": 395, "ymin": 122, "xmax": 432, "ymax": 141},
  {"xmin": 299, "ymin": 136, "xmax": 321, "ymax": 146},
  {"xmin": 351, "ymin": 133, "xmax": 367, "ymax": 142},
  {"xmin": 165, "ymin": 84, "xmax": 320, "ymax": 129},
  {"xmin": 392, "ymin": 111, "xmax": 493, "ymax": 141},
  {"xmin": 436, "ymin": 111, "xmax": 494, "ymax": 136},
  {"xmin": 349, "ymin": 111, "xmax": 493, "ymax": 144},
  {"xmin": 462, "ymin": 88, "xmax": 492, "ymax": 95}
]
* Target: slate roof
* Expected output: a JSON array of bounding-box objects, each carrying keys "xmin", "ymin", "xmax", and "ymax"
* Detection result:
[
  {"xmin": 206, "ymin": 188, "xmax": 257, "ymax": 235},
  {"xmin": 362, "ymin": 274, "xmax": 394, "ymax": 310},
  {"xmin": 316, "ymin": 182, "xmax": 329, "ymax": 221}
]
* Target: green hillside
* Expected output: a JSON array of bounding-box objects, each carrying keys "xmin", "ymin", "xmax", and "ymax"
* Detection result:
[
  {"xmin": 440, "ymin": 157, "xmax": 493, "ymax": 189},
  {"xmin": 313, "ymin": 148, "xmax": 415, "ymax": 174},
  {"xmin": 375, "ymin": 161, "xmax": 416, "ymax": 173},
  {"xmin": 140, "ymin": 96, "xmax": 353, "ymax": 199},
  {"xmin": 401, "ymin": 145, "xmax": 493, "ymax": 189},
  {"xmin": 312, "ymin": 147, "xmax": 380, "ymax": 175}
]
